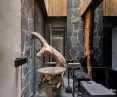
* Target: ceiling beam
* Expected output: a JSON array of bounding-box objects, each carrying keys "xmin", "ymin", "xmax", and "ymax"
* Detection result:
[{"xmin": 80, "ymin": 0, "xmax": 103, "ymax": 16}]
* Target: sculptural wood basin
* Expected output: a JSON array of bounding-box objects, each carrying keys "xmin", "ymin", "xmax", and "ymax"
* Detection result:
[
  {"xmin": 31, "ymin": 32, "xmax": 67, "ymax": 97},
  {"xmin": 38, "ymin": 67, "xmax": 66, "ymax": 81},
  {"xmin": 38, "ymin": 67, "xmax": 66, "ymax": 75}
]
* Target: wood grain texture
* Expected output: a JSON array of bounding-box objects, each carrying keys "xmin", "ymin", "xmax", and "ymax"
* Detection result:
[
  {"xmin": 44, "ymin": 0, "xmax": 67, "ymax": 16},
  {"xmin": 38, "ymin": 67, "xmax": 66, "ymax": 75},
  {"xmin": 84, "ymin": 9, "xmax": 92, "ymax": 56},
  {"xmin": 80, "ymin": 0, "xmax": 92, "ymax": 16},
  {"xmin": 84, "ymin": 8, "xmax": 92, "ymax": 79},
  {"xmin": 103, "ymin": 0, "xmax": 117, "ymax": 16}
]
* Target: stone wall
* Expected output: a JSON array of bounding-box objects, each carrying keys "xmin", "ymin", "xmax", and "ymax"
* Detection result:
[
  {"xmin": 67, "ymin": 0, "xmax": 84, "ymax": 61},
  {"xmin": 67, "ymin": 0, "xmax": 103, "ymax": 66},
  {"xmin": 21, "ymin": 0, "xmax": 35, "ymax": 97},
  {"xmin": 93, "ymin": 4, "xmax": 103, "ymax": 66},
  {"xmin": 34, "ymin": 1, "xmax": 44, "ymax": 92},
  {"xmin": 21, "ymin": 0, "xmax": 45, "ymax": 97}
]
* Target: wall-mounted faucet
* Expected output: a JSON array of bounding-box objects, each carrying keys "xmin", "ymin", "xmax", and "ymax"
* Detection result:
[{"xmin": 15, "ymin": 58, "xmax": 28, "ymax": 67}]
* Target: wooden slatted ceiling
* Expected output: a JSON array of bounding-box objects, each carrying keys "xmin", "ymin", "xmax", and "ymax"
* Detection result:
[
  {"xmin": 103, "ymin": 0, "xmax": 117, "ymax": 16},
  {"xmin": 44, "ymin": 0, "xmax": 67, "ymax": 16}
]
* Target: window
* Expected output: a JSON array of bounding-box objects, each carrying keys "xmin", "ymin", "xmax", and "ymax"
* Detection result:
[{"xmin": 49, "ymin": 26, "xmax": 66, "ymax": 62}]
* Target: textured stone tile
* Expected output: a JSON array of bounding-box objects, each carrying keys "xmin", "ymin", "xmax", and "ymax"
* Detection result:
[
  {"xmin": 28, "ymin": 18, "xmax": 34, "ymax": 32},
  {"xmin": 21, "ymin": 16, "xmax": 28, "ymax": 30},
  {"xmin": 79, "ymin": 21, "xmax": 84, "ymax": 30},
  {"xmin": 72, "ymin": 0, "xmax": 80, "ymax": 8},
  {"xmin": 67, "ymin": 0, "xmax": 103, "ymax": 67},
  {"xmin": 73, "ymin": 20, "xmax": 79, "ymax": 31},
  {"xmin": 71, "ymin": 8, "xmax": 80, "ymax": 20},
  {"xmin": 72, "ymin": 30, "xmax": 78, "ymax": 36},
  {"xmin": 70, "ymin": 48, "xmax": 78, "ymax": 60},
  {"xmin": 68, "ymin": 0, "xmax": 72, "ymax": 9},
  {"xmin": 22, "ymin": 74, "xmax": 29, "ymax": 89},
  {"xmin": 27, "ymin": 59, "xmax": 34, "ymax": 70},
  {"xmin": 93, "ymin": 4, "xmax": 103, "ymax": 65},
  {"xmin": 22, "ymin": 82, "xmax": 30, "ymax": 97},
  {"xmin": 22, "ymin": 65, "xmax": 28, "ymax": 76},
  {"xmin": 67, "ymin": 0, "xmax": 84, "ymax": 60},
  {"xmin": 78, "ymin": 31, "xmax": 84, "ymax": 45},
  {"xmin": 21, "ymin": 0, "xmax": 35, "ymax": 96}
]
